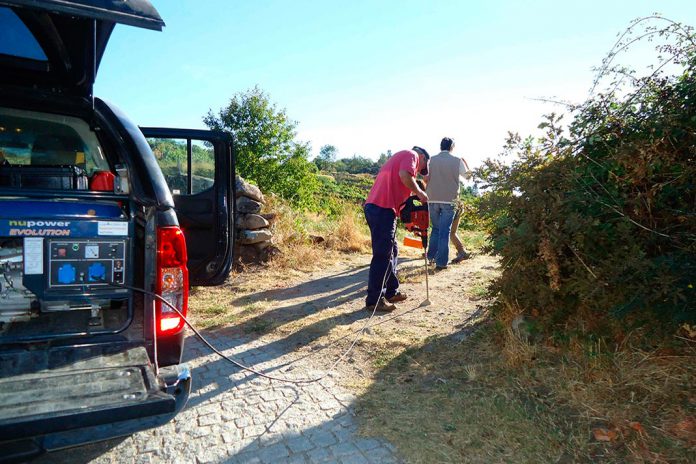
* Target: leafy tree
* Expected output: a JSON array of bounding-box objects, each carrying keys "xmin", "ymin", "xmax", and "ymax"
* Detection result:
[
  {"xmin": 314, "ymin": 144, "xmax": 338, "ymax": 171},
  {"xmin": 377, "ymin": 149, "xmax": 392, "ymax": 167},
  {"xmin": 313, "ymin": 146, "xmax": 392, "ymax": 174},
  {"xmin": 335, "ymin": 155, "xmax": 380, "ymax": 174},
  {"xmin": 203, "ymin": 86, "xmax": 319, "ymax": 208},
  {"xmin": 149, "ymin": 138, "xmax": 186, "ymax": 162}
]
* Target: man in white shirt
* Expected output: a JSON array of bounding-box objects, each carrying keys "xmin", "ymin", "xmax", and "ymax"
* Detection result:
[{"xmin": 424, "ymin": 137, "xmax": 470, "ymax": 270}]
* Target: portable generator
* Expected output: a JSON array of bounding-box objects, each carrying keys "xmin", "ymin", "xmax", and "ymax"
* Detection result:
[{"xmin": 0, "ymin": 199, "xmax": 132, "ymax": 339}]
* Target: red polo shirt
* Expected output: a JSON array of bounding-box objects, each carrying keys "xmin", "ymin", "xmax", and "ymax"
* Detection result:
[{"xmin": 365, "ymin": 149, "xmax": 419, "ymax": 212}]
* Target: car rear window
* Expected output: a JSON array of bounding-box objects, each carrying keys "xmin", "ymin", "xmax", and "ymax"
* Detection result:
[
  {"xmin": 0, "ymin": 107, "xmax": 109, "ymax": 175},
  {"xmin": 0, "ymin": 7, "xmax": 47, "ymax": 61}
]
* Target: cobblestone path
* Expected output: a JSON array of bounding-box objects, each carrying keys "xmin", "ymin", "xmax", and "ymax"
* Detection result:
[{"xmin": 41, "ymin": 329, "xmax": 401, "ymax": 464}]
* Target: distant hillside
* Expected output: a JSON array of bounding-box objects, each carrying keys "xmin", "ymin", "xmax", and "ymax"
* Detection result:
[{"xmin": 317, "ymin": 171, "xmax": 374, "ymax": 204}]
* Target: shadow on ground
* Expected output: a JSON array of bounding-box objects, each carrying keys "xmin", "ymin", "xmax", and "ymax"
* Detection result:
[
  {"xmin": 202, "ymin": 265, "xmax": 369, "ymax": 335},
  {"xmin": 222, "ymin": 319, "xmax": 490, "ymax": 463},
  {"xmin": 232, "ymin": 265, "xmax": 370, "ymax": 305},
  {"xmin": 183, "ymin": 264, "xmax": 382, "ymax": 408},
  {"xmin": 351, "ymin": 313, "xmax": 585, "ymax": 464},
  {"xmin": 32, "ymin": 437, "xmax": 127, "ymax": 464}
]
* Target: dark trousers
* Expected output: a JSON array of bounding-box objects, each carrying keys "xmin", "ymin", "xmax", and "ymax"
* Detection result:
[{"xmin": 364, "ymin": 203, "xmax": 399, "ymax": 305}]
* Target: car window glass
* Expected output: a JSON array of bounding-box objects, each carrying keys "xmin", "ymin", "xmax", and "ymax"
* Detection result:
[
  {"xmin": 191, "ymin": 140, "xmax": 214, "ymax": 194},
  {"xmin": 148, "ymin": 138, "xmax": 215, "ymax": 195},
  {"xmin": 0, "ymin": 7, "xmax": 47, "ymax": 61},
  {"xmin": 0, "ymin": 107, "xmax": 109, "ymax": 175}
]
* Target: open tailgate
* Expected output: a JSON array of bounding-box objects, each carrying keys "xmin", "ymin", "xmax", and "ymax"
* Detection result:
[{"xmin": 0, "ymin": 344, "xmax": 175, "ymax": 441}]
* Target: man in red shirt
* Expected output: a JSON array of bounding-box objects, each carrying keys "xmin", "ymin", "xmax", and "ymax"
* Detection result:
[{"xmin": 364, "ymin": 146, "xmax": 429, "ymax": 311}]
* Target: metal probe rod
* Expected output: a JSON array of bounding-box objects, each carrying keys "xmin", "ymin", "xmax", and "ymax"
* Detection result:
[{"xmin": 420, "ymin": 234, "xmax": 432, "ymax": 307}]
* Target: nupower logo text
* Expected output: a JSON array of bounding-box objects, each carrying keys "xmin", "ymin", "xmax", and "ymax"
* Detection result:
[
  {"xmin": 8, "ymin": 220, "xmax": 70, "ymax": 227},
  {"xmin": 6, "ymin": 220, "xmax": 72, "ymax": 236}
]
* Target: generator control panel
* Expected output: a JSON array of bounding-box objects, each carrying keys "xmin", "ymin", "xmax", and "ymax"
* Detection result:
[{"xmin": 48, "ymin": 240, "xmax": 127, "ymax": 288}]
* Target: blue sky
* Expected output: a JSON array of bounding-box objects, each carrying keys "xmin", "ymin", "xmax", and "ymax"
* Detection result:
[{"xmin": 95, "ymin": 0, "xmax": 695, "ymax": 167}]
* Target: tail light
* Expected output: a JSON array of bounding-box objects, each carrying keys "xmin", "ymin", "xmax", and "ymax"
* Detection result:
[{"xmin": 156, "ymin": 226, "xmax": 189, "ymax": 336}]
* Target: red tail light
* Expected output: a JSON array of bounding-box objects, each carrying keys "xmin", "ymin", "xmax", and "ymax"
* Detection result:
[{"xmin": 156, "ymin": 226, "xmax": 189, "ymax": 336}]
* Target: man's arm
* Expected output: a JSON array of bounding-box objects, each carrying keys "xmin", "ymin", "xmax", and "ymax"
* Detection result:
[
  {"xmin": 399, "ymin": 169, "xmax": 428, "ymax": 202},
  {"xmin": 459, "ymin": 158, "xmax": 471, "ymax": 180}
]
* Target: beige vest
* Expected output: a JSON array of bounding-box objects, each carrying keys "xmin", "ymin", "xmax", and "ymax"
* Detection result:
[{"xmin": 425, "ymin": 151, "xmax": 463, "ymax": 203}]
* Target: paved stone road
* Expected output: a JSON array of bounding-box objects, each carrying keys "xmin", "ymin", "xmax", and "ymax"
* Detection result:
[{"xmin": 43, "ymin": 329, "xmax": 401, "ymax": 464}]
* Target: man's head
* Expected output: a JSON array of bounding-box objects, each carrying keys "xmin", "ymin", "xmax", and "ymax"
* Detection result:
[
  {"xmin": 412, "ymin": 146, "xmax": 430, "ymax": 175},
  {"xmin": 440, "ymin": 137, "xmax": 455, "ymax": 152}
]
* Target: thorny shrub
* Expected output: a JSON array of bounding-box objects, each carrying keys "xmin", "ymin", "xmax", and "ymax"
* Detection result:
[{"xmin": 476, "ymin": 17, "xmax": 696, "ymax": 338}]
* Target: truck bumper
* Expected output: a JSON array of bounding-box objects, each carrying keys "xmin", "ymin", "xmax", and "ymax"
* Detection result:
[{"xmin": 0, "ymin": 346, "xmax": 191, "ymax": 463}]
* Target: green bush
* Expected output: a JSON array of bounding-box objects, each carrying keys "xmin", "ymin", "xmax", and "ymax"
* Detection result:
[
  {"xmin": 204, "ymin": 87, "xmax": 320, "ymax": 209},
  {"xmin": 456, "ymin": 185, "xmax": 483, "ymax": 231},
  {"xmin": 476, "ymin": 18, "xmax": 696, "ymax": 334}
]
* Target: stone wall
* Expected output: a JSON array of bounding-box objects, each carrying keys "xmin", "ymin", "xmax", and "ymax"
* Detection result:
[{"xmin": 235, "ymin": 176, "xmax": 278, "ymax": 264}]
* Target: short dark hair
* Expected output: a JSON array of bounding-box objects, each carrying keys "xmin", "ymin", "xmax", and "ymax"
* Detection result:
[
  {"xmin": 412, "ymin": 146, "xmax": 430, "ymax": 159},
  {"xmin": 440, "ymin": 137, "xmax": 454, "ymax": 151}
]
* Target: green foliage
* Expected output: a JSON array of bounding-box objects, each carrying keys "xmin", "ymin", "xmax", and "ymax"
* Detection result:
[
  {"xmin": 333, "ymin": 155, "xmax": 381, "ymax": 174},
  {"xmin": 149, "ymin": 138, "xmax": 213, "ymax": 163},
  {"xmin": 315, "ymin": 149, "xmax": 392, "ymax": 175},
  {"xmin": 456, "ymin": 185, "xmax": 484, "ymax": 231},
  {"xmin": 377, "ymin": 150, "xmax": 392, "ymax": 167},
  {"xmin": 314, "ymin": 144, "xmax": 337, "ymax": 171},
  {"xmin": 315, "ymin": 172, "xmax": 373, "ymax": 216},
  {"xmin": 204, "ymin": 86, "xmax": 319, "ymax": 208},
  {"xmin": 476, "ymin": 18, "xmax": 696, "ymax": 333},
  {"xmin": 149, "ymin": 138, "xmax": 185, "ymax": 162},
  {"xmin": 148, "ymin": 138, "xmax": 215, "ymax": 193}
]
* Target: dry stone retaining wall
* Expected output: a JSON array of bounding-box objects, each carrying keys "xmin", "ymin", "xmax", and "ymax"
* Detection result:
[{"xmin": 235, "ymin": 176, "xmax": 278, "ymax": 264}]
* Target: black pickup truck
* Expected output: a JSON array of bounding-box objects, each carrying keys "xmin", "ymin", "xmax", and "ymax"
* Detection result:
[{"xmin": 0, "ymin": 1, "xmax": 235, "ymax": 461}]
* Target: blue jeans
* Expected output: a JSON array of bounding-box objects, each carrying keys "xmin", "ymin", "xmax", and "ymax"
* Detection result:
[
  {"xmin": 364, "ymin": 203, "xmax": 399, "ymax": 306},
  {"xmin": 427, "ymin": 203, "xmax": 456, "ymax": 268}
]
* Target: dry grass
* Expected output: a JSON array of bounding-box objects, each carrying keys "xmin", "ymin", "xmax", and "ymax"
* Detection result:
[
  {"xmin": 356, "ymin": 312, "xmax": 696, "ymax": 463},
  {"xmin": 496, "ymin": 300, "xmax": 539, "ymax": 367},
  {"xmin": 495, "ymin": 300, "xmax": 696, "ymax": 462},
  {"xmin": 357, "ymin": 326, "xmax": 574, "ymax": 464},
  {"xmin": 188, "ymin": 284, "xmax": 272, "ymax": 329},
  {"xmin": 323, "ymin": 206, "xmax": 371, "ymax": 253},
  {"xmin": 188, "ymin": 195, "xmax": 372, "ymax": 331},
  {"xmin": 544, "ymin": 333, "xmax": 696, "ymax": 462},
  {"xmin": 261, "ymin": 195, "xmax": 370, "ymax": 271},
  {"xmin": 501, "ymin": 326, "xmax": 538, "ymax": 367}
]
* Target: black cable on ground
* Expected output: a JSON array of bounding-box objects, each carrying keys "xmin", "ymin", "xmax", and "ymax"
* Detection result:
[
  {"xmin": 105, "ymin": 238, "xmax": 397, "ymax": 385},
  {"xmin": 274, "ymin": 303, "xmax": 424, "ymax": 370}
]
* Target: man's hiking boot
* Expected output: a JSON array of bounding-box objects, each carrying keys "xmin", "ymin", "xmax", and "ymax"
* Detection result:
[
  {"xmin": 432, "ymin": 266, "xmax": 448, "ymax": 274},
  {"xmin": 386, "ymin": 292, "xmax": 408, "ymax": 303},
  {"xmin": 451, "ymin": 252, "xmax": 471, "ymax": 264},
  {"xmin": 365, "ymin": 297, "xmax": 396, "ymax": 312}
]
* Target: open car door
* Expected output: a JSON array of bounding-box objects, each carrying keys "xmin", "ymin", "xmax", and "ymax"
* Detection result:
[{"xmin": 140, "ymin": 128, "xmax": 235, "ymax": 286}]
